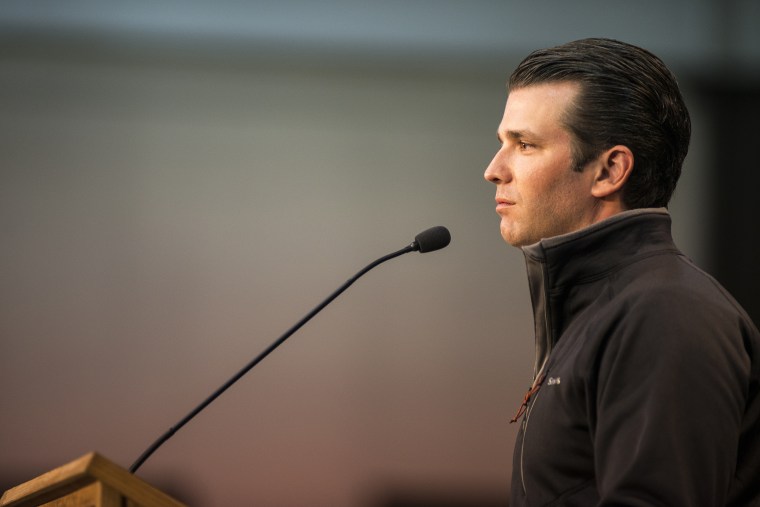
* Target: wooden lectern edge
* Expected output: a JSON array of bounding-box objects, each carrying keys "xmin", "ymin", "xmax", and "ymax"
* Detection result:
[{"xmin": 0, "ymin": 452, "xmax": 186, "ymax": 507}]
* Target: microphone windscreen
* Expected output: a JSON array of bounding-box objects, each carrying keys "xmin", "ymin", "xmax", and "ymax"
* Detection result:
[{"xmin": 413, "ymin": 226, "xmax": 451, "ymax": 253}]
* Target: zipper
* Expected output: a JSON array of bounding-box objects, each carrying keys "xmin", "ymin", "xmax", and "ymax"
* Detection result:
[
  {"xmin": 519, "ymin": 359, "xmax": 547, "ymax": 497},
  {"xmin": 520, "ymin": 243, "xmax": 553, "ymax": 500}
]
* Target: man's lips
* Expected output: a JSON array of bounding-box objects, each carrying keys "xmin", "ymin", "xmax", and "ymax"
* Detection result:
[{"xmin": 495, "ymin": 197, "xmax": 515, "ymax": 211}]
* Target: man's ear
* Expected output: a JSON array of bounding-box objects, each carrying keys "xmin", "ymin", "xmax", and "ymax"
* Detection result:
[{"xmin": 590, "ymin": 145, "xmax": 634, "ymax": 199}]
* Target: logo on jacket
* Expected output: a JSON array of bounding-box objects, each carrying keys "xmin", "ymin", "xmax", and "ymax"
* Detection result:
[{"xmin": 547, "ymin": 377, "xmax": 561, "ymax": 385}]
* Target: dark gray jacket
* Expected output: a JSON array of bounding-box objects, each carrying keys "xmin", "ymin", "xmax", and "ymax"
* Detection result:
[{"xmin": 510, "ymin": 209, "xmax": 760, "ymax": 507}]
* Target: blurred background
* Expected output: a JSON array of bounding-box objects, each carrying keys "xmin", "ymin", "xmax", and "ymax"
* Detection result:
[{"xmin": 1, "ymin": 1, "xmax": 758, "ymax": 506}]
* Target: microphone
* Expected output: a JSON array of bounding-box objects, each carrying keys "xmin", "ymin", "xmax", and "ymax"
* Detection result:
[
  {"xmin": 128, "ymin": 226, "xmax": 451, "ymax": 474},
  {"xmin": 411, "ymin": 225, "xmax": 451, "ymax": 253}
]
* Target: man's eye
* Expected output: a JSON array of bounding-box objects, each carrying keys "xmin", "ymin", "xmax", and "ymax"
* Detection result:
[{"xmin": 519, "ymin": 141, "xmax": 532, "ymax": 150}]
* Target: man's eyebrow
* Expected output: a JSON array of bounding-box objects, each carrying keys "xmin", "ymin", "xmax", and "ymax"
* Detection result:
[{"xmin": 496, "ymin": 129, "xmax": 540, "ymax": 142}]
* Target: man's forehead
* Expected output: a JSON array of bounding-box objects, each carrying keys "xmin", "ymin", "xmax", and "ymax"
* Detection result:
[
  {"xmin": 508, "ymin": 79, "xmax": 581, "ymax": 95},
  {"xmin": 496, "ymin": 82, "xmax": 580, "ymax": 143},
  {"xmin": 502, "ymin": 82, "xmax": 579, "ymax": 121},
  {"xmin": 505, "ymin": 81, "xmax": 581, "ymax": 104}
]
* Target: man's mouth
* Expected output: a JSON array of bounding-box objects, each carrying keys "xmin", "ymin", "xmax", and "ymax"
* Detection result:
[{"xmin": 495, "ymin": 197, "xmax": 515, "ymax": 210}]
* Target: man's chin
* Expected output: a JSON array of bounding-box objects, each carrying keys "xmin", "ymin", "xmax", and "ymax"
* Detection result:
[{"xmin": 500, "ymin": 228, "xmax": 526, "ymax": 248}]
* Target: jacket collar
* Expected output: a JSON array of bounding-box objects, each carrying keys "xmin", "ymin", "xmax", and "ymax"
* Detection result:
[{"xmin": 522, "ymin": 208, "xmax": 675, "ymax": 289}]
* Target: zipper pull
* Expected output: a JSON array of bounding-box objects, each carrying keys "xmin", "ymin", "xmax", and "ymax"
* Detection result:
[{"xmin": 509, "ymin": 373, "xmax": 546, "ymax": 423}]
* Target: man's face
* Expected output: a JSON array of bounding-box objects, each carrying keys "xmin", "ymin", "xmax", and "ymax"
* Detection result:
[{"xmin": 484, "ymin": 82, "xmax": 600, "ymax": 247}]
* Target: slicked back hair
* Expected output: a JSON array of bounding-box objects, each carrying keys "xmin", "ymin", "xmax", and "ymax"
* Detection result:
[{"xmin": 509, "ymin": 38, "xmax": 691, "ymax": 209}]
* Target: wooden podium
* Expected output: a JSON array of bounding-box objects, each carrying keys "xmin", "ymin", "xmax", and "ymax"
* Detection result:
[{"xmin": 0, "ymin": 453, "xmax": 187, "ymax": 507}]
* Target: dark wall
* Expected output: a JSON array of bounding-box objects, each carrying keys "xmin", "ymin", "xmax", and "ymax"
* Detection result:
[{"xmin": 701, "ymin": 81, "xmax": 760, "ymax": 325}]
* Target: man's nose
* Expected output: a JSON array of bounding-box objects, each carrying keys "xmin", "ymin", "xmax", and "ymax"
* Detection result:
[{"xmin": 484, "ymin": 151, "xmax": 510, "ymax": 184}]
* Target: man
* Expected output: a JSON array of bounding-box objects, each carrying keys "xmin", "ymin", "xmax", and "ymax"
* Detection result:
[{"xmin": 484, "ymin": 38, "xmax": 759, "ymax": 506}]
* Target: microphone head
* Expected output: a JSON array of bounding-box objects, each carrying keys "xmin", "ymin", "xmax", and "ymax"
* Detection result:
[{"xmin": 412, "ymin": 226, "xmax": 451, "ymax": 253}]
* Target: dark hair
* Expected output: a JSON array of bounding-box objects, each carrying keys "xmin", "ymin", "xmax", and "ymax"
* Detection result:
[{"xmin": 509, "ymin": 38, "xmax": 691, "ymax": 209}]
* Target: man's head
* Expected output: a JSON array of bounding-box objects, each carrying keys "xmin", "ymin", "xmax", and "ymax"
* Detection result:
[
  {"xmin": 509, "ymin": 38, "xmax": 691, "ymax": 210},
  {"xmin": 484, "ymin": 38, "xmax": 691, "ymax": 247}
]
